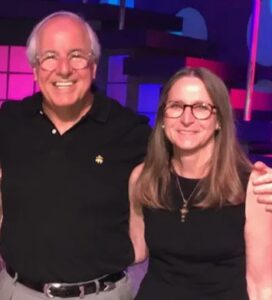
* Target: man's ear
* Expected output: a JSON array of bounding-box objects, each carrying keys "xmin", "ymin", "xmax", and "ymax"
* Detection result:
[
  {"xmin": 33, "ymin": 67, "xmax": 38, "ymax": 81},
  {"xmin": 91, "ymin": 63, "xmax": 97, "ymax": 80}
]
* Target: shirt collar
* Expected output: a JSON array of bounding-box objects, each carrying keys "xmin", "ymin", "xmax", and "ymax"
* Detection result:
[
  {"xmin": 22, "ymin": 91, "xmax": 112, "ymax": 123},
  {"xmin": 22, "ymin": 92, "xmax": 43, "ymax": 117},
  {"xmin": 88, "ymin": 92, "xmax": 112, "ymax": 123}
]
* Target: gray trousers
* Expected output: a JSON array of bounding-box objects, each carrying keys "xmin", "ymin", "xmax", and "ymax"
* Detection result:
[{"xmin": 0, "ymin": 269, "xmax": 134, "ymax": 300}]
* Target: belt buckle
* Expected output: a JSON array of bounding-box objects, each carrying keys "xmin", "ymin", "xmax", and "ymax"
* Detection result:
[
  {"xmin": 43, "ymin": 283, "xmax": 61, "ymax": 298},
  {"xmin": 103, "ymin": 281, "xmax": 116, "ymax": 292},
  {"xmin": 43, "ymin": 282, "xmax": 85, "ymax": 299}
]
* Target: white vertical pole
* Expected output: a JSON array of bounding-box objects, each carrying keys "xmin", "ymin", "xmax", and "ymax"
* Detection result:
[
  {"xmin": 244, "ymin": 0, "xmax": 261, "ymax": 121},
  {"xmin": 119, "ymin": 0, "xmax": 126, "ymax": 30}
]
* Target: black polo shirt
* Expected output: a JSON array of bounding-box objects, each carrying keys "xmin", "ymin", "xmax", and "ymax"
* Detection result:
[{"xmin": 0, "ymin": 92, "xmax": 150, "ymax": 283}]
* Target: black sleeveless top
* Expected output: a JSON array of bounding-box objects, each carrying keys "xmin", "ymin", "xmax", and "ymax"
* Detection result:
[{"xmin": 136, "ymin": 175, "xmax": 249, "ymax": 300}]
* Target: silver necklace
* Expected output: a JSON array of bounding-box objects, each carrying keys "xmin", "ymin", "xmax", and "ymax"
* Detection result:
[{"xmin": 175, "ymin": 175, "xmax": 199, "ymax": 223}]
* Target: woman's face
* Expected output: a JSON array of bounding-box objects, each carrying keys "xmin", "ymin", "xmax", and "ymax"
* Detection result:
[{"xmin": 163, "ymin": 76, "xmax": 219, "ymax": 158}]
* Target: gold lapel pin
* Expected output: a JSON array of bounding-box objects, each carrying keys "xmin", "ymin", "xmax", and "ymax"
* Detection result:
[{"xmin": 95, "ymin": 155, "xmax": 104, "ymax": 164}]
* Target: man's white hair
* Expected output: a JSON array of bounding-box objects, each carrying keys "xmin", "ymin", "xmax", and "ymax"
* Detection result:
[{"xmin": 26, "ymin": 11, "xmax": 101, "ymax": 66}]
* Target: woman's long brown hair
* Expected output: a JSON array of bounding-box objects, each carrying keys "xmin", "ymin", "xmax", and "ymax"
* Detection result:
[{"xmin": 135, "ymin": 67, "xmax": 252, "ymax": 209}]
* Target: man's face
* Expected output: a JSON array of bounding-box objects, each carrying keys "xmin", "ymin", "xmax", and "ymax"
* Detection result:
[{"xmin": 33, "ymin": 16, "xmax": 97, "ymax": 109}]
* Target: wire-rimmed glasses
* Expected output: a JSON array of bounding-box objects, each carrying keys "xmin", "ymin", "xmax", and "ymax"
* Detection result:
[{"xmin": 35, "ymin": 50, "xmax": 94, "ymax": 71}]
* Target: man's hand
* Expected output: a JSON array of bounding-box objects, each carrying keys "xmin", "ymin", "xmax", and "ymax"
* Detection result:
[{"xmin": 252, "ymin": 161, "xmax": 272, "ymax": 212}]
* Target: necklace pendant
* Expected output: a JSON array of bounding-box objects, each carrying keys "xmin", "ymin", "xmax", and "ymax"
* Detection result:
[
  {"xmin": 180, "ymin": 203, "xmax": 189, "ymax": 223},
  {"xmin": 175, "ymin": 175, "xmax": 198, "ymax": 223}
]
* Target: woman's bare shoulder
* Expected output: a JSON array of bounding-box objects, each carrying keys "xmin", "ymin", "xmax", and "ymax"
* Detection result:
[{"xmin": 130, "ymin": 163, "xmax": 145, "ymax": 185}]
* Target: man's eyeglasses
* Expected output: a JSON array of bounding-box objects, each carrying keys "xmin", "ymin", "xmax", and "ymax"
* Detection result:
[
  {"xmin": 164, "ymin": 101, "xmax": 217, "ymax": 120},
  {"xmin": 35, "ymin": 50, "xmax": 94, "ymax": 71}
]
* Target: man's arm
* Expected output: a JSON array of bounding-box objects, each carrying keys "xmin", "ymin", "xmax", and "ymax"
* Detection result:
[{"xmin": 245, "ymin": 166, "xmax": 272, "ymax": 300}]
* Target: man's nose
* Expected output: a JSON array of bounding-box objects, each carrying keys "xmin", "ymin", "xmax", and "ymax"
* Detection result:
[{"xmin": 55, "ymin": 58, "xmax": 73, "ymax": 76}]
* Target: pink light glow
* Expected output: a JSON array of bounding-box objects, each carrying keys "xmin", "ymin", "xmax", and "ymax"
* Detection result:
[
  {"xmin": 185, "ymin": 57, "xmax": 230, "ymax": 80},
  {"xmin": 8, "ymin": 74, "xmax": 35, "ymax": 100},
  {"xmin": 231, "ymin": 88, "xmax": 272, "ymax": 110},
  {"xmin": 0, "ymin": 46, "xmax": 9, "ymax": 72},
  {"xmin": 9, "ymin": 46, "xmax": 32, "ymax": 73},
  {"xmin": 0, "ymin": 74, "xmax": 7, "ymax": 99}
]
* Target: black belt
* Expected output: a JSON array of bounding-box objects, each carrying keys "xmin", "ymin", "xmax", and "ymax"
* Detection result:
[{"xmin": 6, "ymin": 266, "xmax": 126, "ymax": 298}]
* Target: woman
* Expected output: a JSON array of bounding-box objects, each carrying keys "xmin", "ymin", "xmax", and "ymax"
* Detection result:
[{"xmin": 129, "ymin": 67, "xmax": 272, "ymax": 300}]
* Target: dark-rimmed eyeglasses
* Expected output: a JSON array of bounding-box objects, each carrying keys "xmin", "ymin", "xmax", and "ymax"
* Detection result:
[
  {"xmin": 164, "ymin": 101, "xmax": 217, "ymax": 120},
  {"xmin": 35, "ymin": 50, "xmax": 94, "ymax": 71}
]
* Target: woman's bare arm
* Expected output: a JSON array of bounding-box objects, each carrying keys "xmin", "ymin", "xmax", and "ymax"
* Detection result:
[{"xmin": 129, "ymin": 164, "xmax": 148, "ymax": 263}]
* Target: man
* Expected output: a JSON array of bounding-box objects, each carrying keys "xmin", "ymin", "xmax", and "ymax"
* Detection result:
[{"xmin": 0, "ymin": 11, "xmax": 150, "ymax": 299}]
